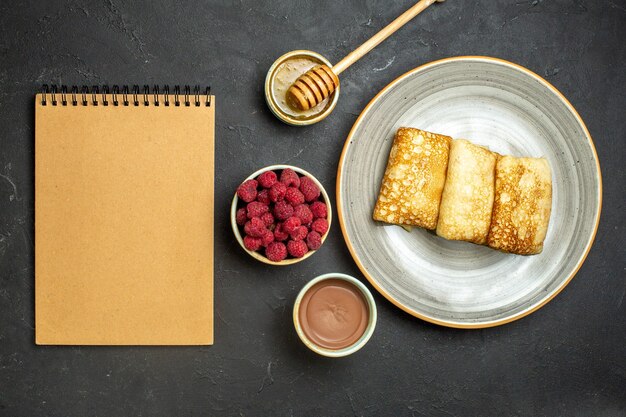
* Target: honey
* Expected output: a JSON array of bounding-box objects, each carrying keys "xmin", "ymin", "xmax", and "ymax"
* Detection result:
[{"xmin": 270, "ymin": 56, "xmax": 332, "ymax": 120}]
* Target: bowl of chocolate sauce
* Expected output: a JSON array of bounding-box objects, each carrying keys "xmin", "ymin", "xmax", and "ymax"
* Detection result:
[{"xmin": 293, "ymin": 273, "xmax": 377, "ymax": 357}]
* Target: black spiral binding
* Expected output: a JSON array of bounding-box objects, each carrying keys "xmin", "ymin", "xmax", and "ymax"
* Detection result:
[{"xmin": 40, "ymin": 84, "xmax": 212, "ymax": 107}]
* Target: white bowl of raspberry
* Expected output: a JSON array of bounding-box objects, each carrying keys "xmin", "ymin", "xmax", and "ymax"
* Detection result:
[{"xmin": 231, "ymin": 165, "xmax": 332, "ymax": 265}]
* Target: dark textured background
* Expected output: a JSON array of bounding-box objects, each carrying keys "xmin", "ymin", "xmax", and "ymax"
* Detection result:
[{"xmin": 1, "ymin": 1, "xmax": 625, "ymax": 416}]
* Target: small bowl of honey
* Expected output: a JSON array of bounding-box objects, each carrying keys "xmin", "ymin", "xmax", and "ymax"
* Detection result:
[{"xmin": 265, "ymin": 50, "xmax": 340, "ymax": 126}]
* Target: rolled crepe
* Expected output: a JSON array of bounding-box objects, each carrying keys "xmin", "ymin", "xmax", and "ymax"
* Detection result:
[
  {"xmin": 436, "ymin": 139, "xmax": 497, "ymax": 244},
  {"xmin": 373, "ymin": 127, "xmax": 451, "ymax": 230},
  {"xmin": 487, "ymin": 155, "xmax": 552, "ymax": 255}
]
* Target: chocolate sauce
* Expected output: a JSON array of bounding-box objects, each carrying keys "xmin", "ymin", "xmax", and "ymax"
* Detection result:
[{"xmin": 298, "ymin": 279, "xmax": 369, "ymax": 350}]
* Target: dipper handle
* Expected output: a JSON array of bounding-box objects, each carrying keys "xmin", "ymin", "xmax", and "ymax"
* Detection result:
[
  {"xmin": 333, "ymin": 0, "xmax": 440, "ymax": 75},
  {"xmin": 286, "ymin": 0, "xmax": 443, "ymax": 111}
]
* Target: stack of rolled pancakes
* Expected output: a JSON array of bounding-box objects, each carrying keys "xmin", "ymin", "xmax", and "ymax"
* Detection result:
[{"xmin": 373, "ymin": 127, "xmax": 552, "ymax": 255}]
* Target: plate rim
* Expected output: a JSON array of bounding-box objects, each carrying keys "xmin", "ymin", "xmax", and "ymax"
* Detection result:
[{"xmin": 336, "ymin": 55, "xmax": 603, "ymax": 329}]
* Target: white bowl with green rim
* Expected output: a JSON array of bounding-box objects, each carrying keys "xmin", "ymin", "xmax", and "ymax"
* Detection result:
[{"xmin": 293, "ymin": 273, "xmax": 377, "ymax": 357}]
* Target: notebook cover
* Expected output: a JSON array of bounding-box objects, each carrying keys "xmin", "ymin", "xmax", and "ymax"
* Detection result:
[{"xmin": 35, "ymin": 93, "xmax": 214, "ymax": 345}]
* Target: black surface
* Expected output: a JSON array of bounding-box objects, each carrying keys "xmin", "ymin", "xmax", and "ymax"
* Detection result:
[{"xmin": 1, "ymin": 1, "xmax": 625, "ymax": 416}]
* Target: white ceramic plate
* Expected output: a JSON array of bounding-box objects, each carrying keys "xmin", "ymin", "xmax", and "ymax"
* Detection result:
[{"xmin": 337, "ymin": 57, "xmax": 602, "ymax": 328}]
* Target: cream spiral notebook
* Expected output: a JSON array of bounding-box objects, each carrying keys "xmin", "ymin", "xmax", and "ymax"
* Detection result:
[{"xmin": 35, "ymin": 85, "xmax": 214, "ymax": 345}]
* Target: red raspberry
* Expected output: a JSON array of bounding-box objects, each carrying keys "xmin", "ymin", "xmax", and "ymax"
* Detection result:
[
  {"xmin": 306, "ymin": 231, "xmax": 322, "ymax": 250},
  {"xmin": 293, "ymin": 204, "xmax": 313, "ymax": 225},
  {"xmin": 261, "ymin": 230, "xmax": 275, "ymax": 247},
  {"xmin": 257, "ymin": 189, "xmax": 270, "ymax": 205},
  {"xmin": 235, "ymin": 207, "xmax": 247, "ymax": 226},
  {"xmin": 273, "ymin": 223, "xmax": 289, "ymax": 241},
  {"xmin": 247, "ymin": 201, "xmax": 269, "ymax": 219},
  {"xmin": 269, "ymin": 182, "xmax": 287, "ymax": 202},
  {"xmin": 261, "ymin": 212, "xmax": 274, "ymax": 227},
  {"xmin": 265, "ymin": 242, "xmax": 287, "ymax": 262},
  {"xmin": 290, "ymin": 225, "xmax": 308, "ymax": 241},
  {"xmin": 311, "ymin": 218, "xmax": 329, "ymax": 235},
  {"xmin": 237, "ymin": 179, "xmax": 258, "ymax": 203},
  {"xmin": 257, "ymin": 170, "xmax": 277, "ymax": 188},
  {"xmin": 283, "ymin": 216, "xmax": 301, "ymax": 234},
  {"xmin": 299, "ymin": 177, "xmax": 320, "ymax": 202},
  {"xmin": 285, "ymin": 187, "xmax": 305, "ymax": 206},
  {"xmin": 310, "ymin": 201, "xmax": 327, "ymax": 219},
  {"xmin": 273, "ymin": 201, "xmax": 294, "ymax": 221},
  {"xmin": 243, "ymin": 235, "xmax": 262, "ymax": 251},
  {"xmin": 287, "ymin": 240, "xmax": 308, "ymax": 258},
  {"xmin": 280, "ymin": 168, "xmax": 301, "ymax": 188},
  {"xmin": 243, "ymin": 217, "xmax": 267, "ymax": 238}
]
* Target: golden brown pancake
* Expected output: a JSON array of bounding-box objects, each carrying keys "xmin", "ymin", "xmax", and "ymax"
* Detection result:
[
  {"xmin": 373, "ymin": 128, "xmax": 451, "ymax": 230},
  {"xmin": 487, "ymin": 155, "xmax": 552, "ymax": 255},
  {"xmin": 436, "ymin": 139, "xmax": 498, "ymax": 244}
]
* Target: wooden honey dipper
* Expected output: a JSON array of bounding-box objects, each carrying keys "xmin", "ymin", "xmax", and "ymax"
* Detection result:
[{"xmin": 287, "ymin": 0, "xmax": 445, "ymax": 111}]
